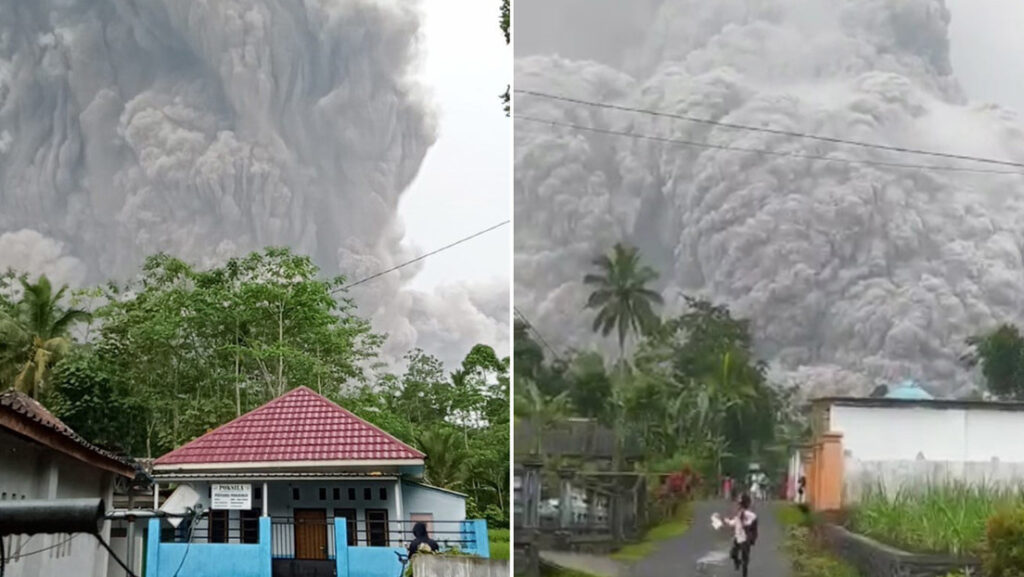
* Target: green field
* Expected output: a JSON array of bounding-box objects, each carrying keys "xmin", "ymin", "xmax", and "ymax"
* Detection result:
[{"xmin": 489, "ymin": 528, "xmax": 510, "ymax": 560}]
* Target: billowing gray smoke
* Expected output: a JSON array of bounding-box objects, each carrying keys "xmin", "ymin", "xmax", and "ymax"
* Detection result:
[
  {"xmin": 514, "ymin": 0, "xmax": 1024, "ymax": 397},
  {"xmin": 0, "ymin": 0, "xmax": 507, "ymax": 368}
]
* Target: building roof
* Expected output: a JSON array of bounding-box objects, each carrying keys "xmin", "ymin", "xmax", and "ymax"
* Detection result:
[
  {"xmin": 0, "ymin": 389, "xmax": 136, "ymax": 478},
  {"xmin": 884, "ymin": 380, "xmax": 934, "ymax": 400},
  {"xmin": 153, "ymin": 386, "xmax": 425, "ymax": 469},
  {"xmin": 811, "ymin": 395, "xmax": 1024, "ymax": 412}
]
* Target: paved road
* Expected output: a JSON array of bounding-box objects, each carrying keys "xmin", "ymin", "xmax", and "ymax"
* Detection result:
[
  {"xmin": 631, "ymin": 500, "xmax": 792, "ymax": 577},
  {"xmin": 539, "ymin": 550, "xmax": 628, "ymax": 577}
]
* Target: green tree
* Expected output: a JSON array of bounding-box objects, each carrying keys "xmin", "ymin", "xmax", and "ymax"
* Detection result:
[
  {"xmin": 584, "ymin": 243, "xmax": 663, "ymax": 359},
  {"xmin": 500, "ymin": 0, "xmax": 510, "ymax": 115},
  {"xmin": 416, "ymin": 427, "xmax": 470, "ymax": 489},
  {"xmin": 0, "ymin": 275, "xmax": 90, "ymax": 397},
  {"xmin": 964, "ymin": 324, "xmax": 1024, "ymax": 400},
  {"xmin": 88, "ymin": 249, "xmax": 380, "ymax": 455},
  {"xmin": 514, "ymin": 378, "xmax": 570, "ymax": 454}
]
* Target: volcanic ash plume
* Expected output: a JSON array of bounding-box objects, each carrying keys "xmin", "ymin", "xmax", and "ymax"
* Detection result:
[
  {"xmin": 0, "ymin": 0, "xmax": 507, "ymax": 367},
  {"xmin": 514, "ymin": 0, "xmax": 1024, "ymax": 396}
]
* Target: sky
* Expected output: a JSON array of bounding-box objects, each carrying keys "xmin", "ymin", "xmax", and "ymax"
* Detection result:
[
  {"xmin": 398, "ymin": 0, "xmax": 512, "ymax": 291},
  {"xmin": 946, "ymin": 0, "xmax": 1024, "ymax": 115}
]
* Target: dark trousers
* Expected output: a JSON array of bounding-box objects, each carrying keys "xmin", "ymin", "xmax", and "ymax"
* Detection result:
[{"xmin": 730, "ymin": 539, "xmax": 751, "ymax": 577}]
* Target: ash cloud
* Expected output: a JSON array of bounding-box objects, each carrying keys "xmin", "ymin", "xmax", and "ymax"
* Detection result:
[
  {"xmin": 0, "ymin": 0, "xmax": 507, "ymax": 369},
  {"xmin": 514, "ymin": 0, "xmax": 1024, "ymax": 397}
]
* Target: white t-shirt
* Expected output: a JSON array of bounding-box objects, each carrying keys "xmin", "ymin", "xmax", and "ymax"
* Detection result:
[{"xmin": 725, "ymin": 510, "xmax": 757, "ymax": 543}]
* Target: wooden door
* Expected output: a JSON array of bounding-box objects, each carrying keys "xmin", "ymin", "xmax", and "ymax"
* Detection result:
[
  {"xmin": 294, "ymin": 509, "xmax": 328, "ymax": 560},
  {"xmin": 365, "ymin": 509, "xmax": 389, "ymax": 547}
]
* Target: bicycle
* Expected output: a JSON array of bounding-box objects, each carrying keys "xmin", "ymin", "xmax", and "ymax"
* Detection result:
[{"xmin": 395, "ymin": 551, "xmax": 410, "ymax": 577}]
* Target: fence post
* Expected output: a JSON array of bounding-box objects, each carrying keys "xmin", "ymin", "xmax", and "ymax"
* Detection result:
[
  {"xmin": 473, "ymin": 519, "xmax": 490, "ymax": 559},
  {"xmin": 259, "ymin": 517, "xmax": 272, "ymax": 577},
  {"xmin": 146, "ymin": 518, "xmax": 160, "ymax": 575},
  {"xmin": 335, "ymin": 517, "xmax": 349, "ymax": 577}
]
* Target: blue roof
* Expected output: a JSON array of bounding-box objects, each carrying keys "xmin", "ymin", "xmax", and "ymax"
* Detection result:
[{"xmin": 884, "ymin": 380, "xmax": 934, "ymax": 400}]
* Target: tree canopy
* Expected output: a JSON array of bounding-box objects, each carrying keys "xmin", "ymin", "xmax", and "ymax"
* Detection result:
[{"xmin": 1, "ymin": 248, "xmax": 509, "ymax": 526}]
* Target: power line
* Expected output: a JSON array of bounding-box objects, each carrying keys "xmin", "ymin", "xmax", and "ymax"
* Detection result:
[
  {"xmin": 514, "ymin": 306, "xmax": 562, "ymax": 361},
  {"xmin": 515, "ymin": 89, "xmax": 1024, "ymax": 170},
  {"xmin": 516, "ymin": 115, "xmax": 1024, "ymax": 175},
  {"xmin": 93, "ymin": 534, "xmax": 139, "ymax": 577},
  {"xmin": 1, "ymin": 534, "xmax": 76, "ymax": 562},
  {"xmin": 333, "ymin": 220, "xmax": 510, "ymax": 293}
]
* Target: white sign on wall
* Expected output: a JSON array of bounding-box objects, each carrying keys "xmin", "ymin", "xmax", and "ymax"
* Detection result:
[{"xmin": 211, "ymin": 484, "xmax": 252, "ymax": 510}]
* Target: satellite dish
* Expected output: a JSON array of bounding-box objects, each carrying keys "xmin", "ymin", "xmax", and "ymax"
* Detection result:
[{"xmin": 159, "ymin": 484, "xmax": 200, "ymax": 528}]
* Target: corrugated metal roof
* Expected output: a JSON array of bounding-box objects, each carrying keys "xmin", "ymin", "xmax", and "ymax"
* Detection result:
[
  {"xmin": 153, "ymin": 386, "xmax": 424, "ymax": 467},
  {"xmin": 0, "ymin": 388, "xmax": 136, "ymax": 477}
]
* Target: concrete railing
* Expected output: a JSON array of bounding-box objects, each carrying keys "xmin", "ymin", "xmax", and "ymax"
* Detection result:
[{"xmin": 411, "ymin": 554, "xmax": 509, "ymax": 577}]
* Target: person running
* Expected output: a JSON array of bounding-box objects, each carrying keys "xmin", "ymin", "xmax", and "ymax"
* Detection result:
[
  {"xmin": 407, "ymin": 522, "xmax": 439, "ymax": 557},
  {"xmin": 723, "ymin": 493, "xmax": 758, "ymax": 577}
]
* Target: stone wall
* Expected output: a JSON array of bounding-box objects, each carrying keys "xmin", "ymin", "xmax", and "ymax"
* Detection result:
[
  {"xmin": 412, "ymin": 554, "xmax": 510, "ymax": 577},
  {"xmin": 816, "ymin": 523, "xmax": 981, "ymax": 577}
]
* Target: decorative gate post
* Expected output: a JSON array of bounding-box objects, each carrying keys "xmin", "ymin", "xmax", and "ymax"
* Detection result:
[
  {"xmin": 522, "ymin": 457, "xmax": 542, "ymax": 529},
  {"xmin": 558, "ymin": 468, "xmax": 575, "ymax": 530}
]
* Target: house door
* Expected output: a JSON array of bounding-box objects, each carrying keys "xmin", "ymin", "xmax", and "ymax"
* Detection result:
[
  {"xmin": 365, "ymin": 509, "xmax": 389, "ymax": 547},
  {"xmin": 293, "ymin": 509, "xmax": 328, "ymax": 560}
]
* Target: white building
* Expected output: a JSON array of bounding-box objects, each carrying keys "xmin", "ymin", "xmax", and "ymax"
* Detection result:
[
  {"xmin": 805, "ymin": 385, "xmax": 1024, "ymax": 502},
  {"xmin": 0, "ymin": 390, "xmax": 137, "ymax": 577}
]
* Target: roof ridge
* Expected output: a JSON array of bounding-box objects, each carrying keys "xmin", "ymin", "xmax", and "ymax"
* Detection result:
[{"xmin": 153, "ymin": 385, "xmax": 424, "ymax": 466}]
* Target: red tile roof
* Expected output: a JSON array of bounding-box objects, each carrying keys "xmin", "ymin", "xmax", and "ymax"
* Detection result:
[{"xmin": 153, "ymin": 386, "xmax": 424, "ymax": 467}]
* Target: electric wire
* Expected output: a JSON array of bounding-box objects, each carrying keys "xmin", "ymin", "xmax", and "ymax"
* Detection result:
[
  {"xmin": 93, "ymin": 534, "xmax": 139, "ymax": 577},
  {"xmin": 516, "ymin": 115, "xmax": 1024, "ymax": 175},
  {"xmin": 514, "ymin": 306, "xmax": 562, "ymax": 361},
  {"xmin": 0, "ymin": 535, "xmax": 77, "ymax": 562},
  {"xmin": 515, "ymin": 89, "xmax": 1024, "ymax": 169},
  {"xmin": 332, "ymin": 220, "xmax": 510, "ymax": 293}
]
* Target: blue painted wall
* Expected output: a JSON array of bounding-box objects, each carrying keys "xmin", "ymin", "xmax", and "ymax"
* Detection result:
[
  {"xmin": 401, "ymin": 481, "xmax": 466, "ymax": 521},
  {"xmin": 145, "ymin": 517, "xmax": 271, "ymax": 577}
]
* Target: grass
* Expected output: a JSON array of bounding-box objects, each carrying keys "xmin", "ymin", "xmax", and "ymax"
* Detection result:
[
  {"xmin": 848, "ymin": 481, "xmax": 1024, "ymax": 557},
  {"xmin": 489, "ymin": 528, "xmax": 510, "ymax": 560},
  {"xmin": 609, "ymin": 503, "xmax": 693, "ymax": 562},
  {"xmin": 777, "ymin": 504, "xmax": 861, "ymax": 577}
]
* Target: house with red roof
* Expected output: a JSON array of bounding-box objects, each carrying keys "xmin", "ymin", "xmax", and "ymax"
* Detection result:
[{"xmin": 145, "ymin": 386, "xmax": 488, "ymax": 577}]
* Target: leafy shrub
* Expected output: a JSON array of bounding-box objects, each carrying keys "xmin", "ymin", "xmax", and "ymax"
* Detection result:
[{"xmin": 982, "ymin": 507, "xmax": 1024, "ymax": 577}]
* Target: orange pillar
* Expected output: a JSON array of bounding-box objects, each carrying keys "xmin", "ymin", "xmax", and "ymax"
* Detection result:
[
  {"xmin": 803, "ymin": 446, "xmax": 817, "ymax": 510},
  {"xmin": 817, "ymin": 432, "xmax": 844, "ymax": 511}
]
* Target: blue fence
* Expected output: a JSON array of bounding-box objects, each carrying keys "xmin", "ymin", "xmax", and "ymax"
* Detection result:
[
  {"xmin": 146, "ymin": 517, "xmax": 271, "ymax": 577},
  {"xmin": 335, "ymin": 518, "xmax": 489, "ymax": 577},
  {"xmin": 145, "ymin": 516, "xmax": 487, "ymax": 577}
]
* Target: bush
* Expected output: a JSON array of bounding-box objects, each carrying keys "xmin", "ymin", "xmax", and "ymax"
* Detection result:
[{"xmin": 982, "ymin": 507, "xmax": 1024, "ymax": 577}]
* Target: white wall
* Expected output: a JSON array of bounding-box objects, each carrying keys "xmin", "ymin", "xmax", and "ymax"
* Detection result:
[
  {"xmin": 401, "ymin": 482, "xmax": 466, "ymax": 522},
  {"xmin": 0, "ymin": 431, "xmax": 114, "ymax": 577},
  {"xmin": 829, "ymin": 404, "xmax": 1024, "ymax": 463},
  {"xmin": 826, "ymin": 404, "xmax": 1024, "ymax": 500}
]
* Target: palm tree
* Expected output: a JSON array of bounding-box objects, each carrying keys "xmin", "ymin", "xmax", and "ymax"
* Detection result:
[
  {"xmin": 584, "ymin": 243, "xmax": 663, "ymax": 360},
  {"xmin": 514, "ymin": 378, "xmax": 570, "ymax": 455},
  {"xmin": 416, "ymin": 427, "xmax": 470, "ymax": 490},
  {"xmin": 0, "ymin": 276, "xmax": 90, "ymax": 397}
]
